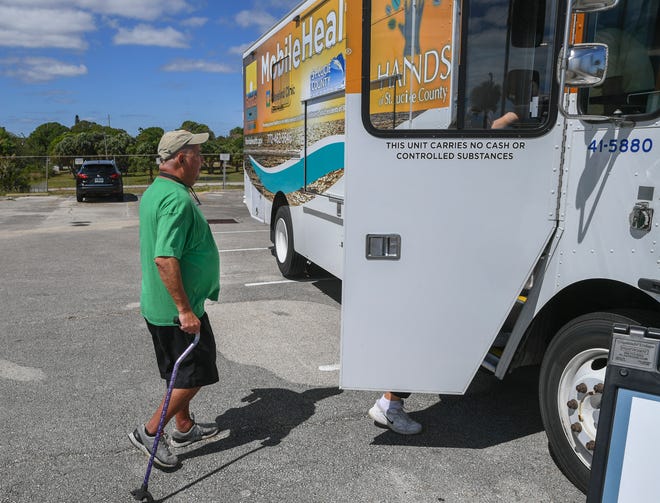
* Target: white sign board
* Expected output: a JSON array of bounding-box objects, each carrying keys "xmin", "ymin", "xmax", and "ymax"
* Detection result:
[
  {"xmin": 603, "ymin": 390, "xmax": 660, "ymax": 502},
  {"xmin": 219, "ymin": 153, "xmax": 230, "ymax": 161},
  {"xmin": 75, "ymin": 158, "xmax": 84, "ymax": 165}
]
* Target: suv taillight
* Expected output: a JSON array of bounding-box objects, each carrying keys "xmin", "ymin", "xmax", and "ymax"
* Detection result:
[
  {"xmin": 76, "ymin": 173, "xmax": 88, "ymax": 180},
  {"xmin": 110, "ymin": 173, "xmax": 120, "ymax": 180}
]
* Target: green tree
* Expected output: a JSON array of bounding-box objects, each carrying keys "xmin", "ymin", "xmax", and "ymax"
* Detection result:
[
  {"xmin": 52, "ymin": 133, "xmax": 81, "ymax": 172},
  {"xmin": 0, "ymin": 126, "xmax": 18, "ymax": 156},
  {"xmin": 1, "ymin": 120, "xmax": 244, "ymax": 186},
  {"xmin": 51, "ymin": 131, "xmax": 106, "ymax": 171},
  {"xmin": 216, "ymin": 127, "xmax": 243, "ymax": 172},
  {"xmin": 25, "ymin": 122, "xmax": 69, "ymax": 157},
  {"xmin": 227, "ymin": 126, "xmax": 244, "ymax": 160},
  {"xmin": 105, "ymin": 131, "xmax": 134, "ymax": 172},
  {"xmin": 128, "ymin": 127, "xmax": 163, "ymax": 177},
  {"xmin": 200, "ymin": 136, "xmax": 223, "ymax": 174},
  {"xmin": 51, "ymin": 121, "xmax": 134, "ymax": 172},
  {"xmin": 70, "ymin": 120, "xmax": 101, "ymax": 134},
  {"xmin": 180, "ymin": 121, "xmax": 216, "ymax": 140},
  {"xmin": 0, "ymin": 127, "xmax": 29, "ymax": 192},
  {"xmin": 180, "ymin": 121, "xmax": 217, "ymax": 172}
]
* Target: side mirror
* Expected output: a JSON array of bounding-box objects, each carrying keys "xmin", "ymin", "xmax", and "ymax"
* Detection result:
[
  {"xmin": 564, "ymin": 43, "xmax": 608, "ymax": 87},
  {"xmin": 572, "ymin": 0, "xmax": 619, "ymax": 13}
]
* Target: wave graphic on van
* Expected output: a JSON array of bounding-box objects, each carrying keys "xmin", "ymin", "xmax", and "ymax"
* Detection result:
[{"xmin": 248, "ymin": 136, "xmax": 344, "ymax": 194}]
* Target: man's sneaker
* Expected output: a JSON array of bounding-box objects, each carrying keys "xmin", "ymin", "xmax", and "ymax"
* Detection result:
[
  {"xmin": 368, "ymin": 401, "xmax": 422, "ymax": 435},
  {"xmin": 170, "ymin": 420, "xmax": 220, "ymax": 448},
  {"xmin": 128, "ymin": 424, "xmax": 179, "ymax": 468}
]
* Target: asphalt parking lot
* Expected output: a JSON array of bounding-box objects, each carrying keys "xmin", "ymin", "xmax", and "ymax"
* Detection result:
[{"xmin": 0, "ymin": 190, "xmax": 584, "ymax": 502}]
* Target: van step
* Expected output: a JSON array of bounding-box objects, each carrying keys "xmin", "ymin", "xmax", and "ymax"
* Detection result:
[
  {"xmin": 483, "ymin": 296, "xmax": 529, "ymax": 373},
  {"xmin": 481, "ymin": 349, "xmax": 502, "ymax": 373}
]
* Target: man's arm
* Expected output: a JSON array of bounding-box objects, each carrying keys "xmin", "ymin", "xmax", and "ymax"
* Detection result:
[
  {"xmin": 154, "ymin": 256, "xmax": 200, "ymax": 334},
  {"xmin": 491, "ymin": 111, "xmax": 519, "ymax": 129}
]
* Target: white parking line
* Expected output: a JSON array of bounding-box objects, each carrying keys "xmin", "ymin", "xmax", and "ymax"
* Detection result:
[
  {"xmin": 245, "ymin": 277, "xmax": 335, "ymax": 287},
  {"xmin": 212, "ymin": 230, "xmax": 269, "ymax": 235},
  {"xmin": 318, "ymin": 363, "xmax": 340, "ymax": 372},
  {"xmin": 0, "ymin": 359, "xmax": 46, "ymax": 382},
  {"xmin": 219, "ymin": 247, "xmax": 270, "ymax": 253},
  {"xmin": 245, "ymin": 279, "xmax": 297, "ymax": 287}
]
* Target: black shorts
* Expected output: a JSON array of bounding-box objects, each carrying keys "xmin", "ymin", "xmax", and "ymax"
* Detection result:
[{"xmin": 146, "ymin": 313, "xmax": 219, "ymax": 389}]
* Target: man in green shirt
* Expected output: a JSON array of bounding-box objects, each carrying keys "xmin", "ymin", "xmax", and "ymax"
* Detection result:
[{"xmin": 129, "ymin": 129, "xmax": 221, "ymax": 468}]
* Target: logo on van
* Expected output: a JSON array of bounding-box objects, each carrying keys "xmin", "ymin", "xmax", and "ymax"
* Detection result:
[{"xmin": 386, "ymin": 0, "xmax": 440, "ymax": 55}]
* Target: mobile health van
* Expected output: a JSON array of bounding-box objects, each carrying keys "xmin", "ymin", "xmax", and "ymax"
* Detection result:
[{"xmin": 243, "ymin": 0, "xmax": 660, "ymax": 491}]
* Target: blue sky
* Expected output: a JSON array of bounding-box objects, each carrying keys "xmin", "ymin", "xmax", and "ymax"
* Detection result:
[{"xmin": 0, "ymin": 0, "xmax": 300, "ymax": 138}]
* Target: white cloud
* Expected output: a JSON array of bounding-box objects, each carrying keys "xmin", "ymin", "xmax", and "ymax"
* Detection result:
[
  {"xmin": 0, "ymin": 57, "xmax": 87, "ymax": 82},
  {"xmin": 0, "ymin": 0, "xmax": 194, "ymax": 50},
  {"xmin": 162, "ymin": 59, "xmax": 234, "ymax": 73},
  {"xmin": 78, "ymin": 0, "xmax": 190, "ymax": 21},
  {"xmin": 0, "ymin": 0, "xmax": 192, "ymax": 21},
  {"xmin": 181, "ymin": 17, "xmax": 208, "ymax": 28},
  {"xmin": 228, "ymin": 43, "xmax": 252, "ymax": 56},
  {"xmin": 113, "ymin": 24, "xmax": 188, "ymax": 48},
  {"xmin": 235, "ymin": 9, "xmax": 277, "ymax": 32},
  {"xmin": 0, "ymin": 5, "xmax": 95, "ymax": 49}
]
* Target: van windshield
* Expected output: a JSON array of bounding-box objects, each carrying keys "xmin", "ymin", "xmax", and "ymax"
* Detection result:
[{"xmin": 581, "ymin": 0, "xmax": 660, "ymax": 117}]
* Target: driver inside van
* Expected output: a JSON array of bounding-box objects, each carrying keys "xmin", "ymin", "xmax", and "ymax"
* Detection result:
[{"xmin": 592, "ymin": 27, "xmax": 655, "ymax": 115}]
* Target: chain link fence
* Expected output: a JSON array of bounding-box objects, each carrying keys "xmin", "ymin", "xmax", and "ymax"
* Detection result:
[{"xmin": 0, "ymin": 154, "xmax": 241, "ymax": 194}]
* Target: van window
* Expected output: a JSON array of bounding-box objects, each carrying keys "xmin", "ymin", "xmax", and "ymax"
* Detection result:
[
  {"xmin": 366, "ymin": 0, "xmax": 559, "ymax": 133},
  {"xmin": 581, "ymin": 0, "xmax": 660, "ymax": 117}
]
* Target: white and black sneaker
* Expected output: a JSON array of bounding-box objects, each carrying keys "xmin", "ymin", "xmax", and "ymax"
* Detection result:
[
  {"xmin": 128, "ymin": 424, "xmax": 179, "ymax": 468},
  {"xmin": 368, "ymin": 401, "xmax": 422, "ymax": 435}
]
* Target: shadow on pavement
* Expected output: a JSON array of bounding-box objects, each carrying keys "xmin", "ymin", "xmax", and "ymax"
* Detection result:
[{"xmin": 160, "ymin": 387, "xmax": 342, "ymax": 501}]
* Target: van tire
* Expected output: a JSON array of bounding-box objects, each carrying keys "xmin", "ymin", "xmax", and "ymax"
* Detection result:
[
  {"xmin": 539, "ymin": 312, "xmax": 639, "ymax": 492},
  {"xmin": 273, "ymin": 205, "xmax": 305, "ymax": 277}
]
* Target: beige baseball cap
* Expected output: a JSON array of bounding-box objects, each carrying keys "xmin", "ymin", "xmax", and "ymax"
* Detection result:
[{"xmin": 158, "ymin": 129, "xmax": 209, "ymax": 161}]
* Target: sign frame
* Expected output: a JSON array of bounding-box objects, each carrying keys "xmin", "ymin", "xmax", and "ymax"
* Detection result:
[{"xmin": 587, "ymin": 324, "xmax": 660, "ymax": 503}]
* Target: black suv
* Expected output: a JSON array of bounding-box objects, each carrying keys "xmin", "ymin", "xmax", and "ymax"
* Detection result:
[{"xmin": 75, "ymin": 160, "xmax": 124, "ymax": 202}]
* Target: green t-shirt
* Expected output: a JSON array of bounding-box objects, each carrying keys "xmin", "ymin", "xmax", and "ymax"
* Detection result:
[{"xmin": 139, "ymin": 177, "xmax": 220, "ymax": 325}]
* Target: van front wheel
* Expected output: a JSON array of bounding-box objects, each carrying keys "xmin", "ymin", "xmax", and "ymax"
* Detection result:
[
  {"xmin": 539, "ymin": 312, "xmax": 639, "ymax": 492},
  {"xmin": 273, "ymin": 205, "xmax": 305, "ymax": 277}
]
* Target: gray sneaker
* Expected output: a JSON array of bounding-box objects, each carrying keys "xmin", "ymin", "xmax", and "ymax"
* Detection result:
[
  {"xmin": 171, "ymin": 420, "xmax": 220, "ymax": 448},
  {"xmin": 128, "ymin": 424, "xmax": 179, "ymax": 468},
  {"xmin": 368, "ymin": 401, "xmax": 422, "ymax": 435}
]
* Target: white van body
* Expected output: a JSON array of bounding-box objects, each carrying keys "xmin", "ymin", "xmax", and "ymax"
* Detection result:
[{"xmin": 242, "ymin": 0, "xmax": 660, "ymax": 491}]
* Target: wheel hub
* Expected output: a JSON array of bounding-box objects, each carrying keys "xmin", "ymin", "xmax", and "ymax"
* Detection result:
[
  {"xmin": 275, "ymin": 218, "xmax": 289, "ymax": 263},
  {"xmin": 558, "ymin": 348, "xmax": 608, "ymax": 468}
]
